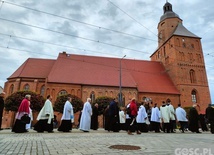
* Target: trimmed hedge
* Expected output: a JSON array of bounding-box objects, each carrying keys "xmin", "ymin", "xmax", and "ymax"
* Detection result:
[
  {"xmin": 94, "ymin": 96, "xmax": 114, "ymax": 115},
  {"xmin": 4, "ymin": 91, "xmax": 45, "ymax": 112},
  {"xmin": 54, "ymin": 94, "xmax": 83, "ymax": 113}
]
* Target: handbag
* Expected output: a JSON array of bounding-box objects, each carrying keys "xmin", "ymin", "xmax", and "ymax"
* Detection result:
[{"xmin": 21, "ymin": 114, "xmax": 31, "ymax": 124}]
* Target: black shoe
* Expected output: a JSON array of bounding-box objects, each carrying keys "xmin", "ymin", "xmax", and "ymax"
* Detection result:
[
  {"xmin": 0, "ymin": 128, "xmax": 3, "ymax": 130},
  {"xmin": 196, "ymin": 131, "xmax": 202, "ymax": 133},
  {"xmin": 48, "ymin": 131, "xmax": 54, "ymax": 133},
  {"xmin": 63, "ymin": 131, "xmax": 71, "ymax": 132}
]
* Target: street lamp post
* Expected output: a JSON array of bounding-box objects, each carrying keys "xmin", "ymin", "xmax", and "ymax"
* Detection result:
[{"xmin": 119, "ymin": 55, "xmax": 126, "ymax": 107}]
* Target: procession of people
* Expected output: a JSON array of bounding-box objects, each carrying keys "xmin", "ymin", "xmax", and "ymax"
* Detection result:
[{"xmin": 0, "ymin": 93, "xmax": 214, "ymax": 135}]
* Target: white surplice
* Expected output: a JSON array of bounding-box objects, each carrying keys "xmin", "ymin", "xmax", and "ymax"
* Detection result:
[
  {"xmin": 160, "ymin": 105, "xmax": 170, "ymax": 123},
  {"xmin": 37, "ymin": 99, "xmax": 54, "ymax": 124},
  {"xmin": 79, "ymin": 101, "xmax": 92, "ymax": 131},
  {"xmin": 175, "ymin": 107, "xmax": 188, "ymax": 122},
  {"xmin": 136, "ymin": 105, "xmax": 147, "ymax": 123},
  {"xmin": 119, "ymin": 111, "xmax": 126, "ymax": 124},
  {"xmin": 151, "ymin": 107, "xmax": 160, "ymax": 122},
  {"xmin": 168, "ymin": 104, "xmax": 176, "ymax": 120},
  {"xmin": 61, "ymin": 100, "xmax": 74, "ymax": 122}
]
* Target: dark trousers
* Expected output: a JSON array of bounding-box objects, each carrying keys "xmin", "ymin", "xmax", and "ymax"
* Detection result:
[
  {"xmin": 179, "ymin": 121, "xmax": 187, "ymax": 132},
  {"xmin": 153, "ymin": 122, "xmax": 160, "ymax": 132},
  {"xmin": 163, "ymin": 123, "xmax": 170, "ymax": 133},
  {"xmin": 0, "ymin": 108, "xmax": 3, "ymax": 129},
  {"xmin": 170, "ymin": 120, "xmax": 176, "ymax": 132},
  {"xmin": 210, "ymin": 121, "xmax": 214, "ymax": 134},
  {"xmin": 128, "ymin": 116, "xmax": 138, "ymax": 132},
  {"xmin": 109, "ymin": 115, "xmax": 119, "ymax": 132}
]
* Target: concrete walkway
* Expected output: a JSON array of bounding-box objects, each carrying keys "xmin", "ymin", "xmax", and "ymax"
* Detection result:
[{"xmin": 0, "ymin": 129, "xmax": 213, "ymax": 155}]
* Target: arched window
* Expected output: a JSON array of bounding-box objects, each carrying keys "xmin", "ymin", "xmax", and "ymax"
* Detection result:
[
  {"xmin": 23, "ymin": 84, "xmax": 30, "ymax": 91},
  {"xmin": 142, "ymin": 96, "xmax": 147, "ymax": 102},
  {"xmin": 191, "ymin": 90, "xmax": 197, "ymax": 103},
  {"xmin": 182, "ymin": 43, "xmax": 186, "ymax": 48},
  {"xmin": 71, "ymin": 89, "xmax": 75, "ymax": 95},
  {"xmin": 90, "ymin": 91, "xmax": 95, "ymax": 103},
  {"xmin": 189, "ymin": 69, "xmax": 196, "ymax": 83},
  {"xmin": 191, "ymin": 44, "xmax": 194, "ymax": 49},
  {"xmin": 46, "ymin": 88, "xmax": 50, "ymax": 96},
  {"xmin": 40, "ymin": 85, "xmax": 45, "ymax": 96},
  {"xmin": 166, "ymin": 98, "xmax": 171, "ymax": 103},
  {"xmin": 197, "ymin": 54, "xmax": 202, "ymax": 63},
  {"xmin": 179, "ymin": 52, "xmax": 182, "ymax": 60},
  {"xmin": 52, "ymin": 89, "xmax": 55, "ymax": 100},
  {"xmin": 9, "ymin": 84, "xmax": 14, "ymax": 95},
  {"xmin": 58, "ymin": 90, "xmax": 67, "ymax": 96},
  {"xmin": 110, "ymin": 91, "xmax": 113, "ymax": 97},
  {"xmin": 77, "ymin": 89, "xmax": 81, "ymax": 98},
  {"xmin": 182, "ymin": 52, "xmax": 185, "ymax": 61},
  {"xmin": 105, "ymin": 91, "xmax": 108, "ymax": 96},
  {"xmin": 158, "ymin": 51, "xmax": 161, "ymax": 58}
]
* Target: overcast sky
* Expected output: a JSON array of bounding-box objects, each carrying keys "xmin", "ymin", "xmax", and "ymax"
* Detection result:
[{"xmin": 0, "ymin": 0, "xmax": 213, "ymax": 102}]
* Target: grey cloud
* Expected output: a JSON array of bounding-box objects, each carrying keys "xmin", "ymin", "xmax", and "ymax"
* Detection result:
[
  {"xmin": 98, "ymin": 3, "xmax": 119, "ymax": 20},
  {"xmin": 0, "ymin": 0, "xmax": 213, "ymax": 102}
]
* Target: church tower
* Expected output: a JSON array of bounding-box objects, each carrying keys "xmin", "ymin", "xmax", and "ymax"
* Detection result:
[{"xmin": 150, "ymin": 2, "xmax": 211, "ymax": 111}]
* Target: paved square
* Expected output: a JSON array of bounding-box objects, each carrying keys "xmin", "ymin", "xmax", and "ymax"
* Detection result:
[{"xmin": 0, "ymin": 129, "xmax": 213, "ymax": 155}]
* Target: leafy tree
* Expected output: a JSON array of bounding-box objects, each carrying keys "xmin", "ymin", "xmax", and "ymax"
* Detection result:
[
  {"xmin": 94, "ymin": 96, "xmax": 114, "ymax": 115},
  {"xmin": 54, "ymin": 94, "xmax": 83, "ymax": 113},
  {"xmin": 4, "ymin": 91, "xmax": 45, "ymax": 112}
]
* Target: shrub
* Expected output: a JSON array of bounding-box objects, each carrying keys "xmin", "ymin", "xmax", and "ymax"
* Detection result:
[
  {"xmin": 54, "ymin": 94, "xmax": 83, "ymax": 113},
  {"xmin": 183, "ymin": 106, "xmax": 192, "ymax": 118},
  {"xmin": 94, "ymin": 96, "xmax": 114, "ymax": 115},
  {"xmin": 4, "ymin": 91, "xmax": 45, "ymax": 112}
]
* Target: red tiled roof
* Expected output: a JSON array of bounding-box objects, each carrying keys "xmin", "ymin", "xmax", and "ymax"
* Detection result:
[
  {"xmin": 9, "ymin": 58, "xmax": 55, "ymax": 79},
  {"xmin": 123, "ymin": 59, "xmax": 179, "ymax": 94},
  {"xmin": 8, "ymin": 53, "xmax": 179, "ymax": 94},
  {"xmin": 47, "ymin": 53, "xmax": 179, "ymax": 94}
]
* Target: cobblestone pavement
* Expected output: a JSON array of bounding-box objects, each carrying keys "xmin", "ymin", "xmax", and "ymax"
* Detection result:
[{"xmin": 0, "ymin": 128, "xmax": 214, "ymax": 155}]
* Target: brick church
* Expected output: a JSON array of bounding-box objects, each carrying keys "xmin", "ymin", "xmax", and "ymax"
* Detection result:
[{"xmin": 2, "ymin": 2, "xmax": 211, "ymax": 127}]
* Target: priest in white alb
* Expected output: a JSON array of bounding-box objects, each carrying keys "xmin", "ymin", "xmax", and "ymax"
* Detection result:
[
  {"xmin": 79, "ymin": 98, "xmax": 92, "ymax": 132},
  {"xmin": 58, "ymin": 96, "xmax": 74, "ymax": 132},
  {"xmin": 34, "ymin": 95, "xmax": 54, "ymax": 133}
]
